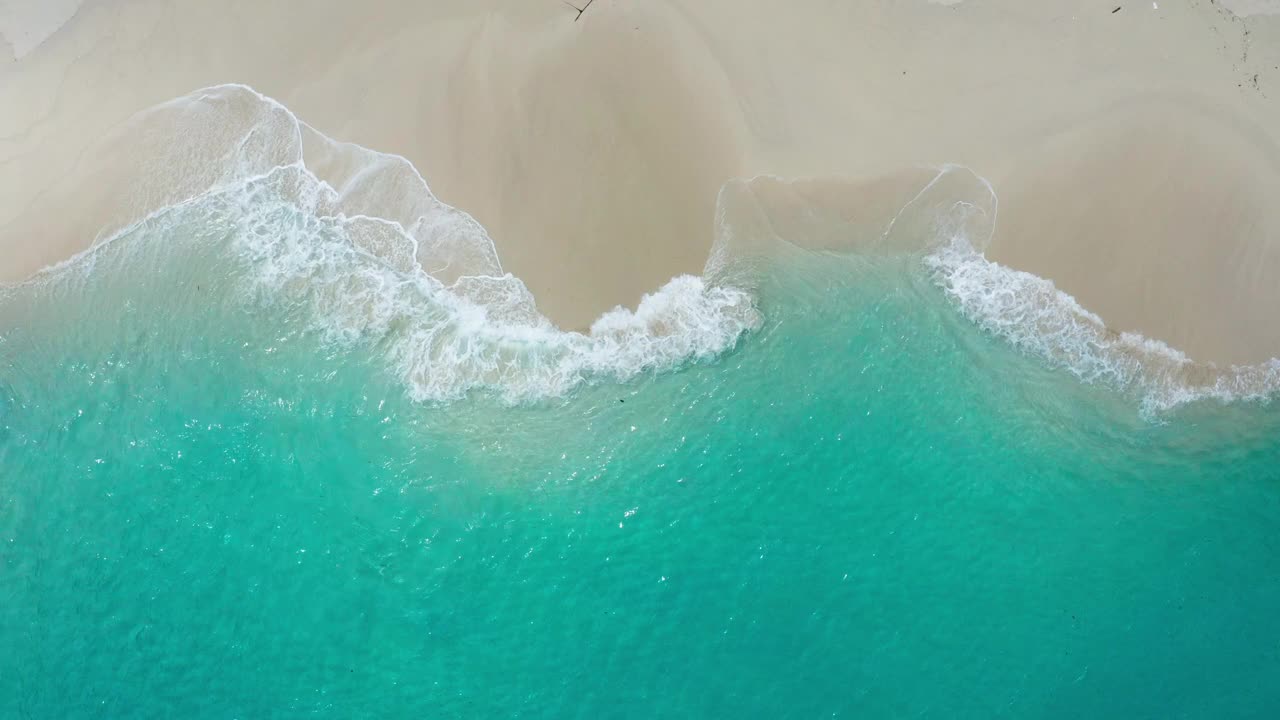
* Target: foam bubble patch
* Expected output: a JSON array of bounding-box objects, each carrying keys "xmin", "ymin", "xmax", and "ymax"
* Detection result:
[
  {"xmin": 925, "ymin": 234, "xmax": 1280, "ymax": 416},
  {"xmin": 21, "ymin": 85, "xmax": 761, "ymax": 403}
]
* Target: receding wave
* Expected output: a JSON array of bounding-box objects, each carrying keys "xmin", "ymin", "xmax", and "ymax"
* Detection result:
[
  {"xmin": 899, "ymin": 168, "xmax": 1280, "ymax": 416},
  {"xmin": 230, "ymin": 166, "xmax": 758, "ymax": 402},
  {"xmin": 9, "ymin": 84, "xmax": 760, "ymax": 402},
  {"xmin": 7, "ymin": 85, "xmax": 1279, "ymax": 414},
  {"xmin": 927, "ymin": 235, "xmax": 1280, "ymax": 416},
  {"xmin": 716, "ymin": 167, "xmax": 1280, "ymax": 417}
]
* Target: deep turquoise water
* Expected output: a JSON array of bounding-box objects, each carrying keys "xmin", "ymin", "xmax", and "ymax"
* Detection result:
[
  {"xmin": 4, "ymin": 219, "xmax": 1280, "ymax": 718},
  {"xmin": 3, "ymin": 87, "xmax": 1280, "ymax": 718}
]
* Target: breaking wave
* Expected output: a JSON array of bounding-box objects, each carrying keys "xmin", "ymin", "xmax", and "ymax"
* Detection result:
[
  {"xmin": 905, "ymin": 168, "xmax": 1280, "ymax": 416},
  {"xmin": 7, "ymin": 85, "xmax": 1278, "ymax": 414},
  {"xmin": 8, "ymin": 84, "xmax": 760, "ymax": 402}
]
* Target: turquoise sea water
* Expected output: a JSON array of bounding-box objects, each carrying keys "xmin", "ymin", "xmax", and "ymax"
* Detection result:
[{"xmin": 3, "ymin": 87, "xmax": 1280, "ymax": 718}]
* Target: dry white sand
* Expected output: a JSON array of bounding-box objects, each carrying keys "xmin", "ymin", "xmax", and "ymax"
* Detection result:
[{"xmin": 2, "ymin": 0, "xmax": 1280, "ymax": 362}]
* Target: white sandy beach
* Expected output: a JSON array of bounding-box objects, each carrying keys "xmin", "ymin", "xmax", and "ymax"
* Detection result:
[{"xmin": 2, "ymin": 0, "xmax": 1280, "ymax": 363}]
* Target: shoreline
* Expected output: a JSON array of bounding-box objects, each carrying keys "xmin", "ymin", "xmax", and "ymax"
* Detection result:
[{"xmin": 2, "ymin": 0, "xmax": 1280, "ymax": 363}]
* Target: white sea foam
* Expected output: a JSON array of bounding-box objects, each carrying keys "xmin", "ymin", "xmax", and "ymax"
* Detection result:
[
  {"xmin": 914, "ymin": 167, "xmax": 1280, "ymax": 415},
  {"xmin": 11, "ymin": 86, "xmax": 1278, "ymax": 413},
  {"xmin": 18, "ymin": 84, "xmax": 759, "ymax": 402},
  {"xmin": 226, "ymin": 167, "xmax": 757, "ymax": 402}
]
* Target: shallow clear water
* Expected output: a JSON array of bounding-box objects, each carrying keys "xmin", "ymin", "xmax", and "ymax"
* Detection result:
[{"xmin": 4, "ymin": 200, "xmax": 1280, "ymax": 718}]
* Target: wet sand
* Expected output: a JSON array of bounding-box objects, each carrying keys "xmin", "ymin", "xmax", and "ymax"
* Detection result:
[{"xmin": 2, "ymin": 0, "xmax": 1279, "ymax": 362}]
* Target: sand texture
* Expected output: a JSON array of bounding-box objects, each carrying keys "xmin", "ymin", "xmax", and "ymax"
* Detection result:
[{"xmin": 2, "ymin": 0, "xmax": 1280, "ymax": 362}]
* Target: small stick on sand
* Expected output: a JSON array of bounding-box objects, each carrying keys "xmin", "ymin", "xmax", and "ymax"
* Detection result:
[{"xmin": 562, "ymin": 0, "xmax": 595, "ymax": 22}]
